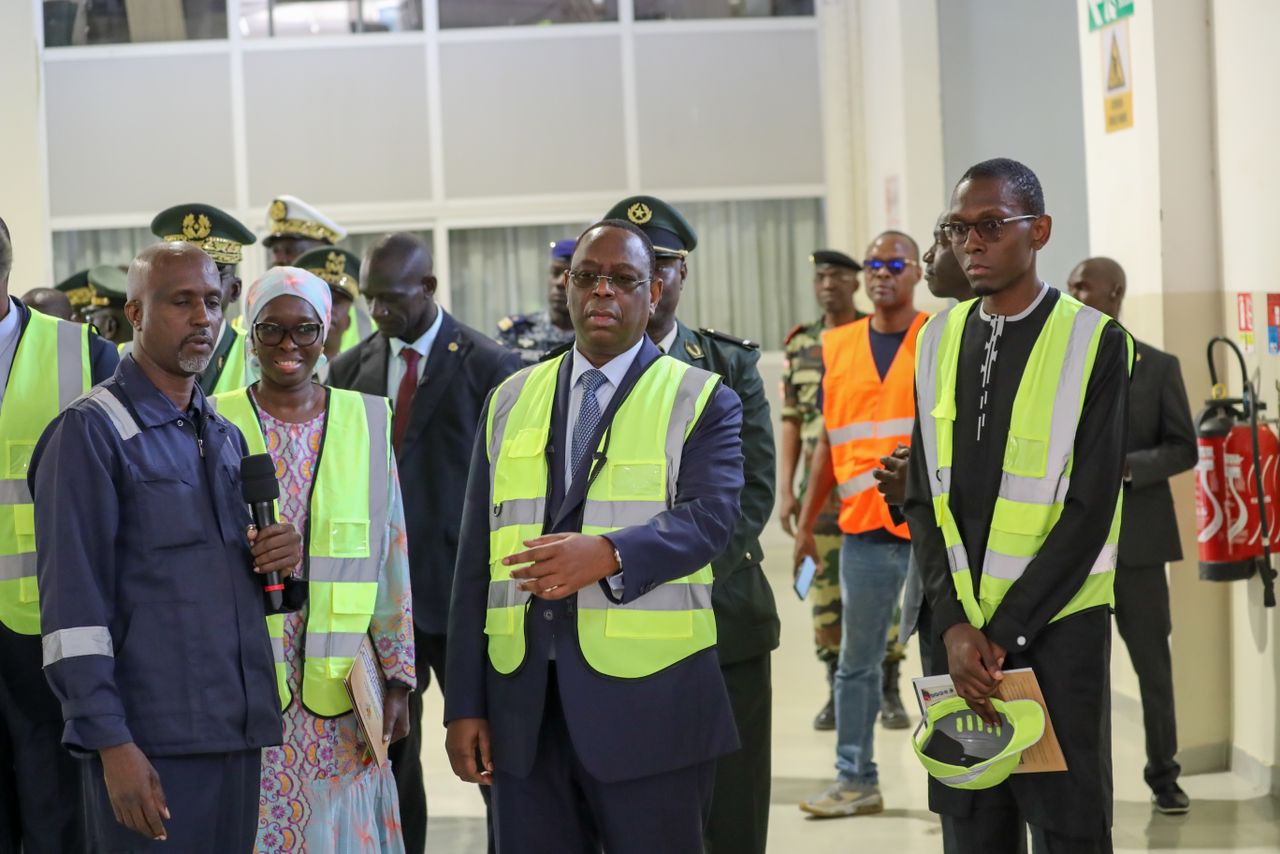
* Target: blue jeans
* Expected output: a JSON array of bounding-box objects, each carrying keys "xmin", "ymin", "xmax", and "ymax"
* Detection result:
[{"xmin": 834, "ymin": 534, "xmax": 910, "ymax": 785}]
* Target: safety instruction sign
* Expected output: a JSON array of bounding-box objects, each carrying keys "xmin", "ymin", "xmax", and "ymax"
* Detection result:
[
  {"xmin": 1103, "ymin": 19, "xmax": 1133, "ymax": 133},
  {"xmin": 1268, "ymin": 294, "xmax": 1280, "ymax": 355},
  {"xmin": 1238, "ymin": 293, "xmax": 1256, "ymax": 355}
]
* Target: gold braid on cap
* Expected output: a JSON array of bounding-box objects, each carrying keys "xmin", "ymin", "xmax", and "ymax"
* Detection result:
[
  {"xmin": 270, "ymin": 217, "xmax": 340, "ymax": 244},
  {"xmin": 305, "ymin": 260, "xmax": 358, "ymax": 300},
  {"xmin": 64, "ymin": 285, "xmax": 103, "ymax": 309},
  {"xmin": 162, "ymin": 233, "xmax": 243, "ymax": 265}
]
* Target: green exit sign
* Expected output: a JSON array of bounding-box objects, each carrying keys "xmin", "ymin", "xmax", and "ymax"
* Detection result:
[{"xmin": 1088, "ymin": 0, "xmax": 1134, "ymax": 31}]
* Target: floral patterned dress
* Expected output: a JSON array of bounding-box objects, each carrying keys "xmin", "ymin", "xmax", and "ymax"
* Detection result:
[{"xmin": 252, "ymin": 397, "xmax": 416, "ymax": 854}]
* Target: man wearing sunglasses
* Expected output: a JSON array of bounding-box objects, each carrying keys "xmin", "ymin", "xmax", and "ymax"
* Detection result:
[
  {"xmin": 597, "ymin": 195, "xmax": 779, "ymax": 854},
  {"xmin": 795, "ymin": 230, "xmax": 927, "ymax": 819},
  {"xmin": 904, "ymin": 158, "xmax": 1131, "ymax": 852}
]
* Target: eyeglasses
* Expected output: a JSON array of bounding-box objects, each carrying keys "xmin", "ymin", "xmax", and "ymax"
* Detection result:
[
  {"xmin": 862, "ymin": 258, "xmax": 919, "ymax": 275},
  {"xmin": 566, "ymin": 269, "xmax": 651, "ymax": 293},
  {"xmin": 254, "ymin": 321, "xmax": 323, "ymax": 347},
  {"xmin": 940, "ymin": 215, "xmax": 1038, "ymax": 245}
]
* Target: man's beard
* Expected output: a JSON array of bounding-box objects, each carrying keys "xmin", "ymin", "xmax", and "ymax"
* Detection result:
[{"xmin": 177, "ymin": 353, "xmax": 212, "ymax": 374}]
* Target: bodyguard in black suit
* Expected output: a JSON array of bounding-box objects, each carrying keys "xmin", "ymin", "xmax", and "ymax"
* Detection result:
[
  {"xmin": 1068, "ymin": 257, "xmax": 1196, "ymax": 815},
  {"xmin": 327, "ymin": 233, "xmax": 522, "ymax": 852}
]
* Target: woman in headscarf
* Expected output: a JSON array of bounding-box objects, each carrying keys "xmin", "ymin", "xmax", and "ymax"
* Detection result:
[{"xmin": 213, "ymin": 267, "xmax": 415, "ymax": 853}]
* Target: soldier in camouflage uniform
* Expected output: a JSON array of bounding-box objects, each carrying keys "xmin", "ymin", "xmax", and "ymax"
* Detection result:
[
  {"xmin": 781, "ymin": 250, "xmax": 909, "ymax": 732},
  {"xmin": 495, "ymin": 238, "xmax": 577, "ymax": 363}
]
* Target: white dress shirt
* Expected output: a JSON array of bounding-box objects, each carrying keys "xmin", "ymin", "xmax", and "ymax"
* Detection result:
[
  {"xmin": 0, "ymin": 298, "xmax": 25, "ymax": 409},
  {"xmin": 386, "ymin": 307, "xmax": 445, "ymax": 404},
  {"xmin": 655, "ymin": 324, "xmax": 678, "ymax": 355},
  {"xmin": 563, "ymin": 336, "xmax": 645, "ymax": 487}
]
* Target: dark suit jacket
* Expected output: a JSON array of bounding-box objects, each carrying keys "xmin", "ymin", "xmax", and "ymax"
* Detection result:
[
  {"xmin": 327, "ymin": 310, "xmax": 523, "ymax": 635},
  {"xmin": 445, "ymin": 337, "xmax": 743, "ymax": 782},
  {"xmin": 666, "ymin": 322, "xmax": 779, "ymax": 664},
  {"xmin": 1119, "ymin": 341, "xmax": 1196, "ymax": 566}
]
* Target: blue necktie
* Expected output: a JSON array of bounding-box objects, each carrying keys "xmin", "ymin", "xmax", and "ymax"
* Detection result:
[{"xmin": 571, "ymin": 369, "xmax": 607, "ymax": 476}]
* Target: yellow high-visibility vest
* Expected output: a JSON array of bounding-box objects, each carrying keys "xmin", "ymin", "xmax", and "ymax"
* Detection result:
[{"xmin": 485, "ymin": 353, "xmax": 720, "ymax": 678}]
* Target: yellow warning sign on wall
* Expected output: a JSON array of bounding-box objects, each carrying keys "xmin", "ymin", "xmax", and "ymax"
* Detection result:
[{"xmin": 1103, "ymin": 19, "xmax": 1133, "ymax": 133}]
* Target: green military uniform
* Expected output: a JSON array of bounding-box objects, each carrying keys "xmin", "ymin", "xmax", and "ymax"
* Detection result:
[
  {"xmin": 56, "ymin": 265, "xmax": 128, "ymax": 335},
  {"xmin": 782, "ymin": 317, "xmax": 851, "ymax": 664},
  {"xmin": 149, "ymin": 203, "xmax": 256, "ymax": 395},
  {"xmin": 293, "ymin": 247, "xmax": 366, "ymax": 357},
  {"xmin": 604, "ymin": 195, "xmax": 778, "ymax": 854}
]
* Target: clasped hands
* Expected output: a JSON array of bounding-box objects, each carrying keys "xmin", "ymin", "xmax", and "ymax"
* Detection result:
[
  {"xmin": 502, "ymin": 532, "xmax": 619, "ymax": 599},
  {"xmin": 943, "ymin": 623, "xmax": 1008, "ymax": 725}
]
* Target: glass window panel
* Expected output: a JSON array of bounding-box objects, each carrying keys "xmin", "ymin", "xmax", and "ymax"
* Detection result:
[
  {"xmin": 51, "ymin": 227, "xmax": 154, "ymax": 285},
  {"xmin": 438, "ymin": 0, "xmax": 617, "ymax": 29},
  {"xmin": 446, "ymin": 199, "xmax": 823, "ymax": 349},
  {"xmin": 238, "ymin": 0, "xmax": 423, "ymax": 39},
  {"xmin": 634, "ymin": 0, "xmax": 812, "ymax": 20},
  {"xmin": 43, "ymin": 0, "xmax": 228, "ymax": 47},
  {"xmin": 448, "ymin": 223, "xmax": 585, "ymax": 336}
]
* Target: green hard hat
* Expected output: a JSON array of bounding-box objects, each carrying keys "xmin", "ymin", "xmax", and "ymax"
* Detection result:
[{"xmin": 912, "ymin": 696, "xmax": 1045, "ymax": 790}]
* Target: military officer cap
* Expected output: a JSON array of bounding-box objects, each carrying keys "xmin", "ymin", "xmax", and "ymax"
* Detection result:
[
  {"xmin": 294, "ymin": 247, "xmax": 361, "ymax": 303},
  {"xmin": 550, "ymin": 239, "xmax": 576, "ymax": 262},
  {"xmin": 263, "ymin": 195, "xmax": 346, "ymax": 247},
  {"xmin": 150, "ymin": 203, "xmax": 257, "ymax": 266},
  {"xmin": 56, "ymin": 264, "xmax": 128, "ymax": 311},
  {"xmin": 811, "ymin": 249, "xmax": 862, "ymax": 272},
  {"xmin": 602, "ymin": 195, "xmax": 697, "ymax": 258}
]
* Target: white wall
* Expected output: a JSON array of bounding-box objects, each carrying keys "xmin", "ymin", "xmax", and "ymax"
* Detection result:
[
  {"xmin": 1, "ymin": 0, "xmax": 52, "ymax": 290},
  {"xmin": 1212, "ymin": 0, "xmax": 1280, "ymax": 792},
  {"xmin": 937, "ymin": 0, "xmax": 1091, "ymax": 286}
]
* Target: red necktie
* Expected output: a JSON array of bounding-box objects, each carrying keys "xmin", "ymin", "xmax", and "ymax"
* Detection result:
[{"xmin": 392, "ymin": 348, "xmax": 421, "ymax": 453}]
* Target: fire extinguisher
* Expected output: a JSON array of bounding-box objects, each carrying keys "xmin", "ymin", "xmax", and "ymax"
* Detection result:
[{"xmin": 1195, "ymin": 337, "xmax": 1278, "ymax": 607}]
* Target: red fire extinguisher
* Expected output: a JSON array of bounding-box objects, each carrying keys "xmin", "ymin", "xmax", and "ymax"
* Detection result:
[{"xmin": 1195, "ymin": 337, "xmax": 1278, "ymax": 606}]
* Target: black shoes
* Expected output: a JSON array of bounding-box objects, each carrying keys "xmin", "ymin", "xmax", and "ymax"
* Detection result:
[
  {"xmin": 880, "ymin": 658, "xmax": 911, "ymax": 730},
  {"xmin": 1152, "ymin": 784, "xmax": 1191, "ymax": 815},
  {"xmin": 813, "ymin": 695, "xmax": 836, "ymax": 731}
]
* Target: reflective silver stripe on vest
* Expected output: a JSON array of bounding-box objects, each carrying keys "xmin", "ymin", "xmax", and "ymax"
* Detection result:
[
  {"xmin": 577, "ymin": 580, "xmax": 713, "ymax": 612},
  {"xmin": 487, "ymin": 368, "xmax": 537, "ymax": 472},
  {"xmin": 827, "ymin": 417, "xmax": 915, "ymax": 447},
  {"xmin": 914, "ymin": 309, "xmax": 951, "ymax": 509},
  {"xmin": 837, "ymin": 469, "xmax": 878, "ymax": 500},
  {"xmin": 1003, "ymin": 306, "xmax": 1102, "ymax": 508},
  {"xmin": 1090, "ymin": 543, "xmax": 1117, "ymax": 575},
  {"xmin": 42, "ymin": 625, "xmax": 113, "ymax": 666},
  {"xmin": 304, "ymin": 630, "xmax": 368, "ymax": 661},
  {"xmin": 493, "ymin": 497, "xmax": 546, "ymax": 528},
  {"xmin": 309, "ymin": 394, "xmax": 390, "ymax": 585},
  {"xmin": 0, "ymin": 480, "xmax": 31, "ymax": 505},
  {"xmin": 487, "ymin": 578, "xmax": 532, "ymax": 610},
  {"xmin": 582, "ymin": 500, "xmax": 668, "ymax": 529},
  {"xmin": 56, "ymin": 320, "xmax": 84, "ymax": 408},
  {"xmin": 0, "ymin": 552, "xmax": 37, "ymax": 582},
  {"xmin": 983, "ymin": 550, "xmax": 1030, "ymax": 581},
  {"xmin": 270, "ymin": 634, "xmax": 285, "ymax": 664},
  {"xmin": 83, "ymin": 387, "xmax": 140, "ymax": 441},
  {"xmin": 947, "ymin": 543, "xmax": 970, "ymax": 575},
  {"xmin": 664, "ymin": 365, "xmax": 717, "ymax": 502}
]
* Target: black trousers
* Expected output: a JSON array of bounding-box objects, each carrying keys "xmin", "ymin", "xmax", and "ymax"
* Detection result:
[
  {"xmin": 0, "ymin": 626, "xmax": 84, "ymax": 854},
  {"xmin": 1113, "ymin": 561, "xmax": 1180, "ymax": 791},
  {"xmin": 81, "ymin": 749, "xmax": 259, "ymax": 853},
  {"xmin": 705, "ymin": 653, "xmax": 771, "ymax": 854},
  {"xmin": 491, "ymin": 668, "xmax": 715, "ymax": 854},
  {"xmin": 941, "ymin": 785, "xmax": 1113, "ymax": 853},
  {"xmin": 389, "ymin": 628, "xmax": 495, "ymax": 854}
]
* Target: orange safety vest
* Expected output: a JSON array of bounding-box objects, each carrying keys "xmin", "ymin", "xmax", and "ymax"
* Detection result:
[{"xmin": 821, "ymin": 312, "xmax": 928, "ymax": 537}]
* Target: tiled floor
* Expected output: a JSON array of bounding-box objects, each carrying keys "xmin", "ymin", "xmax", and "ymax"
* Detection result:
[{"xmin": 419, "ymin": 553, "xmax": 1279, "ymax": 853}]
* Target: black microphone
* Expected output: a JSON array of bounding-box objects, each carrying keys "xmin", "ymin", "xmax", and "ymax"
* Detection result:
[{"xmin": 241, "ymin": 453, "xmax": 285, "ymax": 612}]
